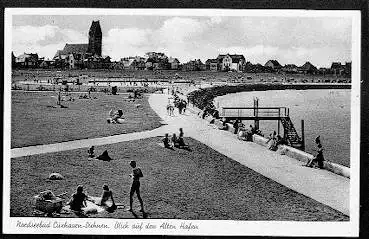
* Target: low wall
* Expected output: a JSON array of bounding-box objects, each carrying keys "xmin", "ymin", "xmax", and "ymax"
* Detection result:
[
  {"xmin": 183, "ymin": 89, "xmax": 350, "ymax": 179},
  {"xmin": 252, "ymin": 135, "xmax": 350, "ymax": 178}
]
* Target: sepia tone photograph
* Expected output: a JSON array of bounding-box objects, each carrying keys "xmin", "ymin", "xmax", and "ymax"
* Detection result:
[{"xmin": 2, "ymin": 8, "xmax": 361, "ymax": 236}]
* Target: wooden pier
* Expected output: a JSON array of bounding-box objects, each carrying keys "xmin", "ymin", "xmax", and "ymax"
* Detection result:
[{"xmin": 219, "ymin": 98, "xmax": 305, "ymax": 150}]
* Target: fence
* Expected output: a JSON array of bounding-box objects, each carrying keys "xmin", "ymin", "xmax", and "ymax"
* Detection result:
[
  {"xmin": 11, "ymin": 83, "xmax": 164, "ymax": 93},
  {"xmin": 221, "ymin": 107, "xmax": 289, "ymax": 119}
]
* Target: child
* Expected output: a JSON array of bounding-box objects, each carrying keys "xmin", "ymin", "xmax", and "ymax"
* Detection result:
[
  {"xmin": 127, "ymin": 161, "xmax": 144, "ymax": 212},
  {"xmin": 68, "ymin": 185, "xmax": 87, "ymax": 211}
]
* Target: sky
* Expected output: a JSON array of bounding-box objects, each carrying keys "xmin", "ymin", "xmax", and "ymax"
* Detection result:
[{"xmin": 12, "ymin": 14, "xmax": 353, "ymax": 68}]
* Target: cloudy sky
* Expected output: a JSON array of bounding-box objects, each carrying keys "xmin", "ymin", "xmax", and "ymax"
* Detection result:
[{"xmin": 12, "ymin": 14, "xmax": 352, "ymax": 67}]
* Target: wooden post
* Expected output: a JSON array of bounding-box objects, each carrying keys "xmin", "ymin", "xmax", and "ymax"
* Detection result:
[
  {"xmin": 278, "ymin": 108, "xmax": 280, "ymax": 135},
  {"xmin": 255, "ymin": 98, "xmax": 259, "ymax": 129},
  {"xmin": 301, "ymin": 119, "xmax": 305, "ymax": 151}
]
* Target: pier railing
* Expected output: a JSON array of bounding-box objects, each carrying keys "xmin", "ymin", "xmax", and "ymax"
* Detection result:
[{"xmin": 220, "ymin": 107, "xmax": 289, "ymax": 120}]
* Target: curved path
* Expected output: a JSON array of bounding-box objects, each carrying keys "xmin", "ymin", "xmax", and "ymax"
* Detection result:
[{"xmin": 10, "ymin": 93, "xmax": 350, "ymax": 216}]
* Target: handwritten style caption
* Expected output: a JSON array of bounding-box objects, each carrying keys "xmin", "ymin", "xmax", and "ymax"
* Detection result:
[{"xmin": 16, "ymin": 219, "xmax": 199, "ymax": 232}]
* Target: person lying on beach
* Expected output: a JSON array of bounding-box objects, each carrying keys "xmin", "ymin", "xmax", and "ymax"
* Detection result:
[{"xmin": 67, "ymin": 185, "xmax": 87, "ymax": 211}]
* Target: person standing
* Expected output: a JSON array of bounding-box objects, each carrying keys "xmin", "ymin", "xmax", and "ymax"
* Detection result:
[
  {"xmin": 179, "ymin": 128, "xmax": 184, "ymax": 138},
  {"xmin": 233, "ymin": 119, "xmax": 240, "ymax": 134},
  {"xmin": 127, "ymin": 161, "xmax": 144, "ymax": 212}
]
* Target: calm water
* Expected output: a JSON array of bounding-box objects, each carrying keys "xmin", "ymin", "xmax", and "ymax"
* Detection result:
[{"xmin": 215, "ymin": 89, "xmax": 351, "ymax": 167}]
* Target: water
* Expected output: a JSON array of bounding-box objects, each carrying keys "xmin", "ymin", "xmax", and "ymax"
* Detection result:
[{"xmin": 215, "ymin": 89, "xmax": 351, "ymax": 167}]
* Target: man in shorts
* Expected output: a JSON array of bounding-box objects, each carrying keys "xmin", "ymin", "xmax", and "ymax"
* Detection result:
[{"xmin": 127, "ymin": 160, "xmax": 144, "ymax": 212}]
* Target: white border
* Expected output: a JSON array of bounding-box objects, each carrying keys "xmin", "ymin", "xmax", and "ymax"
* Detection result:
[{"xmin": 3, "ymin": 8, "xmax": 361, "ymax": 236}]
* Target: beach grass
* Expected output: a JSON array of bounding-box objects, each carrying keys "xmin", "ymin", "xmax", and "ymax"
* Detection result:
[
  {"xmin": 11, "ymin": 91, "xmax": 162, "ymax": 148},
  {"xmin": 10, "ymin": 137, "xmax": 348, "ymax": 221}
]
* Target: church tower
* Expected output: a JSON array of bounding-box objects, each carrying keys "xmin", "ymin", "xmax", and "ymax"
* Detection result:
[{"xmin": 87, "ymin": 21, "xmax": 102, "ymax": 56}]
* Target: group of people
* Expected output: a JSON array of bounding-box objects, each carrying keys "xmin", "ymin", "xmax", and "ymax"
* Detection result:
[
  {"xmin": 162, "ymin": 128, "xmax": 189, "ymax": 150},
  {"xmin": 107, "ymin": 109, "xmax": 124, "ymax": 124},
  {"xmin": 67, "ymin": 160, "xmax": 144, "ymax": 214},
  {"xmin": 174, "ymin": 97, "xmax": 187, "ymax": 115},
  {"xmin": 266, "ymin": 131, "xmax": 287, "ymax": 151},
  {"xmin": 166, "ymin": 94, "xmax": 188, "ymax": 116},
  {"xmin": 231, "ymin": 119, "xmax": 263, "ymax": 142}
]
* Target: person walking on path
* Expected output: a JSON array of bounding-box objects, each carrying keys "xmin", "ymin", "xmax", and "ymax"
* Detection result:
[
  {"xmin": 127, "ymin": 160, "xmax": 144, "ymax": 212},
  {"xmin": 233, "ymin": 119, "xmax": 240, "ymax": 134}
]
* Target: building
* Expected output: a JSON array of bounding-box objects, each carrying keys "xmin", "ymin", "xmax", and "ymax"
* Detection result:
[
  {"xmin": 15, "ymin": 53, "xmax": 39, "ymax": 68},
  {"xmin": 53, "ymin": 21, "xmax": 103, "ymax": 69},
  {"xmin": 300, "ymin": 61, "xmax": 318, "ymax": 74},
  {"xmin": 11, "ymin": 52, "xmax": 16, "ymax": 68},
  {"xmin": 344, "ymin": 62, "xmax": 351, "ymax": 76},
  {"xmin": 168, "ymin": 57, "xmax": 180, "ymax": 70},
  {"xmin": 265, "ymin": 60, "xmax": 282, "ymax": 70},
  {"xmin": 217, "ymin": 54, "xmax": 245, "ymax": 71},
  {"xmin": 205, "ymin": 59, "xmax": 219, "ymax": 71},
  {"xmin": 182, "ymin": 59, "xmax": 205, "ymax": 71},
  {"xmin": 282, "ymin": 64, "xmax": 299, "ymax": 73},
  {"xmin": 87, "ymin": 21, "xmax": 102, "ymax": 56},
  {"xmin": 39, "ymin": 59, "xmax": 55, "ymax": 68}
]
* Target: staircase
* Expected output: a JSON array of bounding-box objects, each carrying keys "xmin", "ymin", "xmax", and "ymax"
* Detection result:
[{"xmin": 280, "ymin": 117, "xmax": 303, "ymax": 149}]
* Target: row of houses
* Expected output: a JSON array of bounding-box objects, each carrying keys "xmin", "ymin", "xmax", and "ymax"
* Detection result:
[
  {"xmin": 264, "ymin": 59, "xmax": 352, "ymax": 76},
  {"xmin": 12, "ymin": 51, "xmax": 351, "ymax": 76}
]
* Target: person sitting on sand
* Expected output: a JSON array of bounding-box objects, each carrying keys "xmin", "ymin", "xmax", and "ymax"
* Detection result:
[
  {"xmin": 171, "ymin": 133, "xmax": 179, "ymax": 148},
  {"xmin": 162, "ymin": 133, "xmax": 174, "ymax": 149},
  {"xmin": 67, "ymin": 185, "xmax": 87, "ymax": 211},
  {"xmin": 97, "ymin": 185, "xmax": 115, "ymax": 206},
  {"xmin": 177, "ymin": 136, "xmax": 189, "ymax": 149},
  {"xmin": 108, "ymin": 109, "xmax": 124, "ymax": 124}
]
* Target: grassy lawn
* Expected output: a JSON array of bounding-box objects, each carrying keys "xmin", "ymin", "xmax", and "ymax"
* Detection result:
[
  {"xmin": 11, "ymin": 91, "xmax": 162, "ymax": 148},
  {"xmin": 10, "ymin": 137, "xmax": 348, "ymax": 221}
]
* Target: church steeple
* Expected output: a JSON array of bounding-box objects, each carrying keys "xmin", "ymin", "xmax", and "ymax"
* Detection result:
[{"xmin": 87, "ymin": 21, "xmax": 102, "ymax": 56}]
